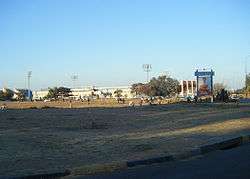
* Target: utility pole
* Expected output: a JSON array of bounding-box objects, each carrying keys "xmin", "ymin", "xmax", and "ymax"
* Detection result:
[
  {"xmin": 71, "ymin": 75, "xmax": 78, "ymax": 88},
  {"xmin": 245, "ymin": 56, "xmax": 249, "ymax": 98},
  {"xmin": 142, "ymin": 64, "xmax": 152, "ymax": 83},
  {"xmin": 27, "ymin": 71, "xmax": 32, "ymax": 100}
]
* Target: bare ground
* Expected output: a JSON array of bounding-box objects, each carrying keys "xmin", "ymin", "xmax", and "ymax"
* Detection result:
[{"xmin": 1, "ymin": 103, "xmax": 250, "ymax": 177}]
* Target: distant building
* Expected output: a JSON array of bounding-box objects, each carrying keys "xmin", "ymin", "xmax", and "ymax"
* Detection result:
[
  {"xmin": 70, "ymin": 86, "xmax": 134, "ymax": 100},
  {"xmin": 70, "ymin": 87, "xmax": 96, "ymax": 100},
  {"xmin": 33, "ymin": 86, "xmax": 134, "ymax": 100},
  {"xmin": 13, "ymin": 88, "xmax": 32, "ymax": 100},
  {"xmin": 179, "ymin": 80, "xmax": 197, "ymax": 98},
  {"xmin": 33, "ymin": 89, "xmax": 49, "ymax": 100},
  {"xmin": 96, "ymin": 86, "xmax": 134, "ymax": 98}
]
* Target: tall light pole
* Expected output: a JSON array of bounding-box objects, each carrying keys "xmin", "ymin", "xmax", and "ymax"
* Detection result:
[
  {"xmin": 71, "ymin": 75, "xmax": 78, "ymax": 88},
  {"xmin": 245, "ymin": 55, "xmax": 250, "ymax": 97},
  {"xmin": 143, "ymin": 64, "xmax": 152, "ymax": 83},
  {"xmin": 27, "ymin": 71, "xmax": 32, "ymax": 100}
]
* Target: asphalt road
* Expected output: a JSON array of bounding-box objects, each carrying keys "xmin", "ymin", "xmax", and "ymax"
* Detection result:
[{"xmin": 79, "ymin": 143, "xmax": 250, "ymax": 179}]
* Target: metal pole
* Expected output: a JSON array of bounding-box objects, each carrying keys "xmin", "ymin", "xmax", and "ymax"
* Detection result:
[
  {"xmin": 27, "ymin": 71, "xmax": 32, "ymax": 100},
  {"xmin": 245, "ymin": 56, "xmax": 249, "ymax": 98},
  {"xmin": 143, "ymin": 64, "xmax": 152, "ymax": 83},
  {"xmin": 147, "ymin": 71, "xmax": 149, "ymax": 83}
]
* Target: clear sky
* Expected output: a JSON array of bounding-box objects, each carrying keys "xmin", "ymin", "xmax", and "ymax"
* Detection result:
[{"xmin": 0, "ymin": 0, "xmax": 250, "ymax": 90}]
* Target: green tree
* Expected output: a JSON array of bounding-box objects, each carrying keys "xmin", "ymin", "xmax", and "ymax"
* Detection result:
[
  {"xmin": 131, "ymin": 83, "xmax": 152, "ymax": 96},
  {"xmin": 45, "ymin": 87, "xmax": 71, "ymax": 99},
  {"xmin": 148, "ymin": 75, "xmax": 179, "ymax": 97},
  {"xmin": 57, "ymin": 87, "xmax": 71, "ymax": 98},
  {"xmin": 0, "ymin": 90, "xmax": 4, "ymax": 101},
  {"xmin": 16, "ymin": 90, "xmax": 26, "ymax": 101},
  {"xmin": 213, "ymin": 83, "xmax": 226, "ymax": 95},
  {"xmin": 246, "ymin": 73, "xmax": 250, "ymax": 88},
  {"xmin": 131, "ymin": 75, "xmax": 179, "ymax": 97},
  {"xmin": 114, "ymin": 89, "xmax": 123, "ymax": 98},
  {"xmin": 101, "ymin": 91, "xmax": 112, "ymax": 98},
  {"xmin": 0, "ymin": 89, "xmax": 14, "ymax": 101},
  {"xmin": 45, "ymin": 87, "xmax": 58, "ymax": 99}
]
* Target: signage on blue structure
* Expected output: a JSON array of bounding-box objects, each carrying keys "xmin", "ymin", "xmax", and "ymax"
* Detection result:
[{"xmin": 195, "ymin": 70, "xmax": 215, "ymax": 97}]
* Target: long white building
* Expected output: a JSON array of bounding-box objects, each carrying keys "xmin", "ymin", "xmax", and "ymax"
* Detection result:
[
  {"xmin": 33, "ymin": 89, "xmax": 50, "ymax": 100},
  {"xmin": 33, "ymin": 81, "xmax": 197, "ymax": 100},
  {"xmin": 33, "ymin": 86, "xmax": 134, "ymax": 100}
]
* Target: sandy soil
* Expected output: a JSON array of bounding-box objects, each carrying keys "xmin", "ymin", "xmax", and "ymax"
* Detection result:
[
  {"xmin": 0, "ymin": 103, "xmax": 250, "ymax": 177},
  {"xmin": 0, "ymin": 98, "xmax": 177, "ymax": 109}
]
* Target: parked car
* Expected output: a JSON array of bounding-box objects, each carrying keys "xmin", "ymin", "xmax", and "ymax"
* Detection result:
[{"xmin": 229, "ymin": 94, "xmax": 240, "ymax": 102}]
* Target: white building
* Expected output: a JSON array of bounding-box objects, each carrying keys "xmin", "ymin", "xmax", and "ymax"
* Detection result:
[
  {"xmin": 96, "ymin": 86, "xmax": 134, "ymax": 99},
  {"xmin": 33, "ymin": 86, "xmax": 135, "ymax": 100},
  {"xmin": 70, "ymin": 86, "xmax": 134, "ymax": 100},
  {"xmin": 179, "ymin": 80, "xmax": 197, "ymax": 98},
  {"xmin": 70, "ymin": 87, "xmax": 95, "ymax": 100},
  {"xmin": 33, "ymin": 90, "xmax": 49, "ymax": 100}
]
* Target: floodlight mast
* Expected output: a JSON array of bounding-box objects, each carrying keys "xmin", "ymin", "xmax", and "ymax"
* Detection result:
[
  {"xmin": 143, "ymin": 64, "xmax": 152, "ymax": 83},
  {"xmin": 245, "ymin": 55, "xmax": 250, "ymax": 97},
  {"xmin": 27, "ymin": 71, "xmax": 32, "ymax": 100}
]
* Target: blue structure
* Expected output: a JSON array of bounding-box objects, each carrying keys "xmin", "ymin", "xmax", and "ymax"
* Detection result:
[
  {"xmin": 15, "ymin": 89, "xmax": 33, "ymax": 101},
  {"xmin": 195, "ymin": 69, "xmax": 215, "ymax": 98}
]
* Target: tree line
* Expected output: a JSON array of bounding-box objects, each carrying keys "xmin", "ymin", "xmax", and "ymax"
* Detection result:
[{"xmin": 131, "ymin": 75, "xmax": 180, "ymax": 98}]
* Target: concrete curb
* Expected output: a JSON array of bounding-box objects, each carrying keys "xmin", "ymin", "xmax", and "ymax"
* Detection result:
[
  {"xmin": 63, "ymin": 162, "xmax": 127, "ymax": 178},
  {"xmin": 125, "ymin": 135, "xmax": 250, "ymax": 169},
  {"xmin": 127, "ymin": 155, "xmax": 174, "ymax": 167},
  {"xmin": 15, "ymin": 170, "xmax": 71, "ymax": 179},
  {"xmin": 200, "ymin": 137, "xmax": 242, "ymax": 154},
  {"xmin": 15, "ymin": 134, "xmax": 250, "ymax": 178},
  {"xmin": 173, "ymin": 148, "xmax": 201, "ymax": 160}
]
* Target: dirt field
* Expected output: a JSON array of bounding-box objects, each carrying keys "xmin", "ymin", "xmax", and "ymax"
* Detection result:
[
  {"xmin": 0, "ymin": 100, "xmax": 131, "ymax": 109},
  {"xmin": 1, "ymin": 103, "xmax": 250, "ymax": 177},
  {"xmin": 0, "ymin": 98, "xmax": 177, "ymax": 109}
]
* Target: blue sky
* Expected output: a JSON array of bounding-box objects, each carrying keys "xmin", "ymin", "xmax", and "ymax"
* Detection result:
[{"xmin": 0, "ymin": 0, "xmax": 250, "ymax": 90}]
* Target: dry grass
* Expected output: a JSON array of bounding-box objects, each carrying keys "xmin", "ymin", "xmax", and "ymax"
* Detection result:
[
  {"xmin": 0, "ymin": 98, "xmax": 179, "ymax": 109},
  {"xmin": 125, "ymin": 118, "xmax": 250, "ymax": 140},
  {"xmin": 1, "ymin": 103, "xmax": 250, "ymax": 177}
]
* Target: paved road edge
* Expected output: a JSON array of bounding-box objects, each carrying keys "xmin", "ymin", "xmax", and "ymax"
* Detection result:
[{"xmin": 14, "ymin": 134, "xmax": 250, "ymax": 178}]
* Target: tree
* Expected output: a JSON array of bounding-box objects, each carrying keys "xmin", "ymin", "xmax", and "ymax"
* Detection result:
[
  {"xmin": 213, "ymin": 83, "xmax": 226, "ymax": 95},
  {"xmin": 0, "ymin": 91, "xmax": 4, "ymax": 101},
  {"xmin": 148, "ymin": 75, "xmax": 179, "ymax": 97},
  {"xmin": 45, "ymin": 88, "xmax": 58, "ymax": 99},
  {"xmin": 57, "ymin": 87, "xmax": 71, "ymax": 98},
  {"xmin": 114, "ymin": 89, "xmax": 123, "ymax": 98},
  {"xmin": 131, "ymin": 83, "xmax": 152, "ymax": 96},
  {"xmin": 16, "ymin": 90, "xmax": 26, "ymax": 101},
  {"xmin": 44, "ymin": 87, "xmax": 71, "ymax": 100},
  {"xmin": 0, "ymin": 89, "xmax": 14, "ymax": 101},
  {"xmin": 246, "ymin": 73, "xmax": 250, "ymax": 88},
  {"xmin": 215, "ymin": 89, "xmax": 229, "ymax": 102},
  {"xmin": 131, "ymin": 75, "xmax": 179, "ymax": 97},
  {"xmin": 101, "ymin": 91, "xmax": 112, "ymax": 98}
]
